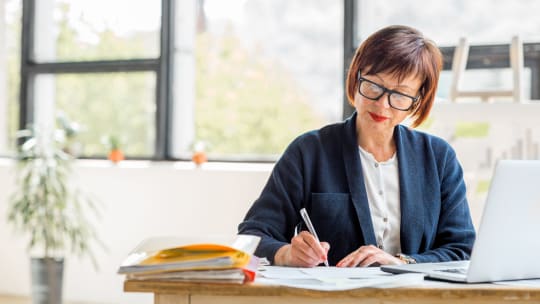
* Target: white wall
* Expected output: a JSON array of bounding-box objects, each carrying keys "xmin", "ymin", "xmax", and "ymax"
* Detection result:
[
  {"xmin": 0, "ymin": 160, "xmax": 272, "ymax": 304},
  {"xmin": 0, "ymin": 0, "xmax": 8, "ymax": 154}
]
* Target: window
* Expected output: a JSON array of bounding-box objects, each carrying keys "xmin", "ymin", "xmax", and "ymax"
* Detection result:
[
  {"xmin": 193, "ymin": 0, "xmax": 344, "ymax": 160},
  {"xmin": 349, "ymin": 0, "xmax": 540, "ymax": 104},
  {"xmin": 19, "ymin": 0, "xmax": 168, "ymax": 159},
  {"xmin": 1, "ymin": 0, "xmax": 21, "ymax": 156},
  {"xmin": 18, "ymin": 0, "xmax": 344, "ymax": 161},
  {"xmin": 354, "ymin": 0, "xmax": 540, "ymax": 46},
  {"xmin": 36, "ymin": 72, "xmax": 156, "ymax": 157},
  {"xmin": 32, "ymin": 0, "xmax": 160, "ymax": 62}
]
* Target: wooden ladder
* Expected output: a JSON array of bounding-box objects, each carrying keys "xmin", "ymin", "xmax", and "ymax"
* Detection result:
[{"xmin": 449, "ymin": 36, "xmax": 524, "ymax": 103}]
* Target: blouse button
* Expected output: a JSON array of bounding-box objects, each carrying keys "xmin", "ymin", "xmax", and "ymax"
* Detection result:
[{"xmin": 374, "ymin": 163, "xmax": 379, "ymax": 168}]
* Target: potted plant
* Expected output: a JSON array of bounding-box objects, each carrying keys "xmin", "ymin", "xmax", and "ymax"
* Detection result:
[
  {"xmin": 191, "ymin": 140, "xmax": 208, "ymax": 166},
  {"xmin": 102, "ymin": 134, "xmax": 125, "ymax": 164},
  {"xmin": 7, "ymin": 125, "xmax": 101, "ymax": 304}
]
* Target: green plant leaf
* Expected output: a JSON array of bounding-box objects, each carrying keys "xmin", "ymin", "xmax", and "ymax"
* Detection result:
[{"xmin": 7, "ymin": 125, "xmax": 104, "ymax": 264}]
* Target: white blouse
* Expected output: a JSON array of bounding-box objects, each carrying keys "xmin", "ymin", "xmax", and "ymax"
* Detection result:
[{"xmin": 358, "ymin": 146, "xmax": 401, "ymax": 255}]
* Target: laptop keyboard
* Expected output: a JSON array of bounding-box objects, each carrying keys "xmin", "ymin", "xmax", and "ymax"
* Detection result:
[{"xmin": 435, "ymin": 268, "xmax": 468, "ymax": 275}]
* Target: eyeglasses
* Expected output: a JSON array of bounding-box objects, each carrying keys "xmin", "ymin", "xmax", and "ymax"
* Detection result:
[{"xmin": 357, "ymin": 76, "xmax": 420, "ymax": 111}]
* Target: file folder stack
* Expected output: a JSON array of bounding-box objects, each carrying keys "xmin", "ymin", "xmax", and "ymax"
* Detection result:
[{"xmin": 118, "ymin": 235, "xmax": 260, "ymax": 283}]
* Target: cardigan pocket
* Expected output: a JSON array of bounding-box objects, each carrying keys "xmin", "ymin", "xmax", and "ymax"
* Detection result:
[{"xmin": 309, "ymin": 193, "xmax": 351, "ymax": 239}]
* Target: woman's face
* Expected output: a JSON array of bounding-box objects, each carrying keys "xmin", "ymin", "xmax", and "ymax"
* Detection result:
[{"xmin": 354, "ymin": 71, "xmax": 422, "ymax": 134}]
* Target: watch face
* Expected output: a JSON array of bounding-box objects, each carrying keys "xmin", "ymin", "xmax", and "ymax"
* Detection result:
[{"xmin": 399, "ymin": 254, "xmax": 408, "ymax": 263}]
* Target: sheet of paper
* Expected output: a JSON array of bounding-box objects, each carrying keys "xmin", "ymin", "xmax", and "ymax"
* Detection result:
[
  {"xmin": 258, "ymin": 266, "xmax": 389, "ymax": 280},
  {"xmin": 256, "ymin": 273, "xmax": 425, "ymax": 291},
  {"xmin": 256, "ymin": 266, "xmax": 425, "ymax": 290},
  {"xmin": 301, "ymin": 266, "xmax": 390, "ymax": 279},
  {"xmin": 258, "ymin": 266, "xmax": 312, "ymax": 279}
]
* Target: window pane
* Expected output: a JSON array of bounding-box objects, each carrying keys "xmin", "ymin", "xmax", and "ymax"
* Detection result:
[
  {"xmin": 0, "ymin": 0, "xmax": 21, "ymax": 156},
  {"xmin": 33, "ymin": 0, "xmax": 161, "ymax": 62},
  {"xmin": 34, "ymin": 72, "xmax": 156, "ymax": 157},
  {"xmin": 355, "ymin": 0, "xmax": 540, "ymax": 46},
  {"xmin": 437, "ymin": 68, "xmax": 532, "ymax": 102},
  {"xmin": 194, "ymin": 0, "xmax": 343, "ymax": 158}
]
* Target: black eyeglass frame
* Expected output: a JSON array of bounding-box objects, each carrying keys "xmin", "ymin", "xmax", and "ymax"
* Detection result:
[{"xmin": 356, "ymin": 75, "xmax": 420, "ymax": 111}]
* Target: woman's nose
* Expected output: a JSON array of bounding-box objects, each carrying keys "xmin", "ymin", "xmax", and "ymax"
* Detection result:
[{"xmin": 376, "ymin": 93, "xmax": 391, "ymax": 108}]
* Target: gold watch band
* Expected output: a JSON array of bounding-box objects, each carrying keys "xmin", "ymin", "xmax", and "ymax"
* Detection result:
[{"xmin": 396, "ymin": 253, "xmax": 417, "ymax": 264}]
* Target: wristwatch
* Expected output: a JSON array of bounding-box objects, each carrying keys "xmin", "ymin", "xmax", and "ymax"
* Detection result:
[{"xmin": 396, "ymin": 253, "xmax": 417, "ymax": 264}]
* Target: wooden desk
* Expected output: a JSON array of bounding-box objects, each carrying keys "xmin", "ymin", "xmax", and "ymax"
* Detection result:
[{"xmin": 125, "ymin": 279, "xmax": 540, "ymax": 304}]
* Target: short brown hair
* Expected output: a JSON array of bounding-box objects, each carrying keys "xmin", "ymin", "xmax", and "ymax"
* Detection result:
[{"xmin": 345, "ymin": 25, "xmax": 442, "ymax": 127}]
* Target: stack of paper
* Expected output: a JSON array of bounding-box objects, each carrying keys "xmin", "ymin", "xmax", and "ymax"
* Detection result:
[
  {"xmin": 118, "ymin": 234, "xmax": 260, "ymax": 283},
  {"xmin": 256, "ymin": 266, "xmax": 426, "ymax": 290}
]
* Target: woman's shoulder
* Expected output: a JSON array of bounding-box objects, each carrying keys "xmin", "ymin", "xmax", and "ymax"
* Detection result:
[
  {"xmin": 280, "ymin": 120, "xmax": 351, "ymax": 163},
  {"xmin": 397, "ymin": 125, "xmax": 454, "ymax": 152},
  {"xmin": 293, "ymin": 120, "xmax": 349, "ymax": 146}
]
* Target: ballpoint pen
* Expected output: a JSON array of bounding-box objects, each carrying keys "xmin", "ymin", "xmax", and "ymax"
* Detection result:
[{"xmin": 299, "ymin": 208, "xmax": 329, "ymax": 267}]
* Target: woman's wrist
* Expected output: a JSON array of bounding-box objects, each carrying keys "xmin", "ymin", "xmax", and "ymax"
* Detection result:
[{"xmin": 274, "ymin": 244, "xmax": 291, "ymax": 266}]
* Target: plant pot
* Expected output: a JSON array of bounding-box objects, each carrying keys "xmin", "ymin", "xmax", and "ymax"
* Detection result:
[
  {"xmin": 30, "ymin": 257, "xmax": 64, "ymax": 304},
  {"xmin": 108, "ymin": 149, "xmax": 125, "ymax": 163},
  {"xmin": 192, "ymin": 151, "xmax": 208, "ymax": 166}
]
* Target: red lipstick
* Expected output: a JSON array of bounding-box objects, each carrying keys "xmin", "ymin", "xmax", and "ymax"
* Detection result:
[{"xmin": 369, "ymin": 112, "xmax": 388, "ymax": 122}]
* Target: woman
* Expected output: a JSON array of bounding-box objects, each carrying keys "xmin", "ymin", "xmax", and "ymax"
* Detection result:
[{"xmin": 238, "ymin": 25, "xmax": 475, "ymax": 267}]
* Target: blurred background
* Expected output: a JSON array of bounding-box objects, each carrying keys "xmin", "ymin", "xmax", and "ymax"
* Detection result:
[{"xmin": 1, "ymin": 0, "xmax": 540, "ymax": 303}]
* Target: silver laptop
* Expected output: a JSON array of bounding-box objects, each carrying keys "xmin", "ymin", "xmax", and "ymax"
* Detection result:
[{"xmin": 382, "ymin": 160, "xmax": 540, "ymax": 283}]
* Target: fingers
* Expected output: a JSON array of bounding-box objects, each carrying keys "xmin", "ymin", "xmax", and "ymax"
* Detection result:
[
  {"xmin": 291, "ymin": 233, "xmax": 321, "ymax": 261},
  {"xmin": 336, "ymin": 247, "xmax": 369, "ymax": 267},
  {"xmin": 274, "ymin": 243, "xmax": 318, "ymax": 267},
  {"xmin": 321, "ymin": 242, "xmax": 330, "ymax": 254},
  {"xmin": 287, "ymin": 231, "xmax": 329, "ymax": 267},
  {"xmin": 359, "ymin": 254, "xmax": 382, "ymax": 267},
  {"xmin": 299, "ymin": 231, "xmax": 328, "ymax": 259},
  {"xmin": 336, "ymin": 245, "xmax": 397, "ymax": 267},
  {"xmin": 289, "ymin": 250, "xmax": 318, "ymax": 267}
]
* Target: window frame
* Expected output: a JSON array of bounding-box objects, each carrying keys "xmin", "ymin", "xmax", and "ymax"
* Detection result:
[
  {"xmin": 343, "ymin": 0, "xmax": 540, "ymax": 119},
  {"xmin": 19, "ymin": 0, "xmax": 175, "ymax": 160}
]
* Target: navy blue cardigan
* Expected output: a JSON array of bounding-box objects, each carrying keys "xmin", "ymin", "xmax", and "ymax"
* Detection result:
[{"xmin": 238, "ymin": 113, "xmax": 476, "ymax": 265}]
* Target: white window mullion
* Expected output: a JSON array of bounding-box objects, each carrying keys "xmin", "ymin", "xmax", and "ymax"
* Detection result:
[
  {"xmin": 171, "ymin": 0, "xmax": 197, "ymax": 157},
  {"xmin": 33, "ymin": 0, "xmax": 56, "ymax": 129},
  {"xmin": 0, "ymin": 0, "xmax": 7, "ymax": 153}
]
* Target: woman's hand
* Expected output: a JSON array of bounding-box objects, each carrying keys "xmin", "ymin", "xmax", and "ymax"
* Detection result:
[
  {"xmin": 336, "ymin": 245, "xmax": 404, "ymax": 267},
  {"xmin": 274, "ymin": 231, "xmax": 330, "ymax": 267}
]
